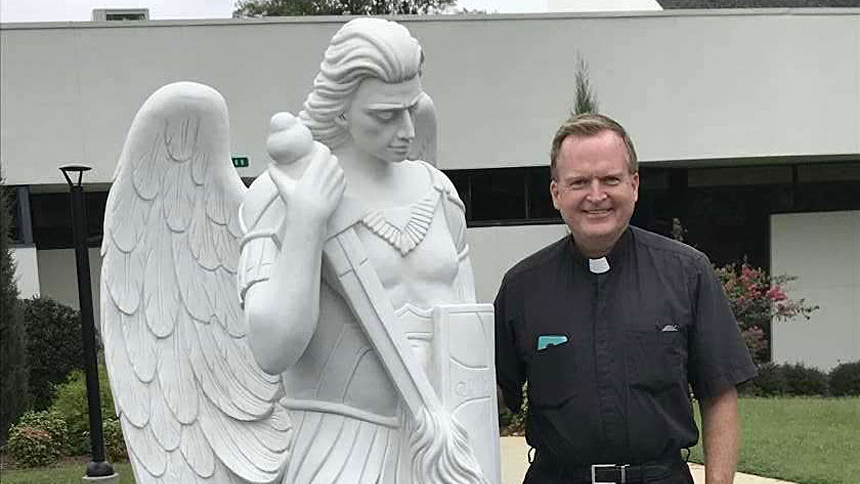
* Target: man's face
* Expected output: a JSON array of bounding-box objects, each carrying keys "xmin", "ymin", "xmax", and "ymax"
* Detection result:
[
  {"xmin": 550, "ymin": 131, "xmax": 639, "ymax": 254},
  {"xmin": 344, "ymin": 76, "xmax": 423, "ymax": 164}
]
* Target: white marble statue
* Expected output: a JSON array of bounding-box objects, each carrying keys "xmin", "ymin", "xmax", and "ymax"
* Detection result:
[{"xmin": 101, "ymin": 18, "xmax": 499, "ymax": 484}]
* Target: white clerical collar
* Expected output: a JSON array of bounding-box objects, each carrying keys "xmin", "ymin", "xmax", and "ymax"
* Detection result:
[{"xmin": 589, "ymin": 257, "xmax": 610, "ymax": 274}]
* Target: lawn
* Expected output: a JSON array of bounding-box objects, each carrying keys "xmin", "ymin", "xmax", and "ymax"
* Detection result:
[
  {"xmin": 0, "ymin": 460, "xmax": 136, "ymax": 484},
  {"xmin": 689, "ymin": 397, "xmax": 859, "ymax": 484}
]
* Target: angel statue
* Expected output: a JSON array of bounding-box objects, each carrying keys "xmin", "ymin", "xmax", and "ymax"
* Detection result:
[{"xmin": 101, "ymin": 17, "xmax": 500, "ymax": 484}]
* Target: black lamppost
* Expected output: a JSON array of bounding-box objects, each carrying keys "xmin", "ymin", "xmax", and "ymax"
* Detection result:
[{"xmin": 59, "ymin": 164, "xmax": 117, "ymax": 482}]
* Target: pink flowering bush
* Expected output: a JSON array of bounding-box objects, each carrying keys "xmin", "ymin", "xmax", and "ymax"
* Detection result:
[{"xmin": 716, "ymin": 263, "xmax": 818, "ymax": 365}]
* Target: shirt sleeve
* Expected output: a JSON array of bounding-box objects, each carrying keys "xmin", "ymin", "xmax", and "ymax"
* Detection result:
[
  {"xmin": 495, "ymin": 275, "xmax": 526, "ymax": 412},
  {"xmin": 688, "ymin": 257, "xmax": 758, "ymax": 400}
]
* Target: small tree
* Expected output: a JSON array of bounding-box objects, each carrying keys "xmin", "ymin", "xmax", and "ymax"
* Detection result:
[
  {"xmin": 234, "ymin": 0, "xmax": 456, "ymax": 17},
  {"xmin": 572, "ymin": 53, "xmax": 599, "ymax": 115},
  {"xmin": 0, "ymin": 181, "xmax": 29, "ymax": 444},
  {"xmin": 716, "ymin": 262, "xmax": 818, "ymax": 365}
]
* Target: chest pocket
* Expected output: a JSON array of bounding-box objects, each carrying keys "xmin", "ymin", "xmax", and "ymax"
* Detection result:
[
  {"xmin": 527, "ymin": 339, "xmax": 577, "ymax": 408},
  {"xmin": 626, "ymin": 329, "xmax": 686, "ymax": 393}
]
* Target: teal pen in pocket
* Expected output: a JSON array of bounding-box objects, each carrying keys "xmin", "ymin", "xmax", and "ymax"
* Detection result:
[{"xmin": 537, "ymin": 335, "xmax": 569, "ymax": 351}]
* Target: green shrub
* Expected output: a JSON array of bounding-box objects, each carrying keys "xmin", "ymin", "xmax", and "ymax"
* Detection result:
[
  {"xmin": 752, "ymin": 362, "xmax": 787, "ymax": 396},
  {"xmin": 498, "ymin": 382, "xmax": 528, "ymax": 436},
  {"xmin": 748, "ymin": 362, "xmax": 829, "ymax": 397},
  {"xmin": 103, "ymin": 417, "xmax": 128, "ymax": 463},
  {"xmin": 6, "ymin": 410, "xmax": 68, "ymax": 467},
  {"xmin": 782, "ymin": 363, "xmax": 828, "ymax": 396},
  {"xmin": 736, "ymin": 379, "xmax": 761, "ymax": 397},
  {"xmin": 22, "ymin": 296, "xmax": 84, "ymax": 411},
  {"xmin": 0, "ymin": 183, "xmax": 29, "ymax": 444},
  {"xmin": 16, "ymin": 409, "xmax": 68, "ymax": 451},
  {"xmin": 829, "ymin": 361, "xmax": 860, "ymax": 397},
  {"xmin": 50, "ymin": 366, "xmax": 117, "ymax": 455}
]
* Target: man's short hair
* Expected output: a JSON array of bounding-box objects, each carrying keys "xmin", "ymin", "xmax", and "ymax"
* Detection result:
[{"xmin": 549, "ymin": 113, "xmax": 638, "ymax": 180}]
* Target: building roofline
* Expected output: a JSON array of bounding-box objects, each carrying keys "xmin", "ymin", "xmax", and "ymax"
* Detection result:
[{"xmin": 2, "ymin": 7, "xmax": 858, "ymax": 30}]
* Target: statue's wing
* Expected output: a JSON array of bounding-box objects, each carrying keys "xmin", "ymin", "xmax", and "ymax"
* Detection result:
[
  {"xmin": 407, "ymin": 92, "xmax": 438, "ymax": 166},
  {"xmin": 101, "ymin": 82, "xmax": 291, "ymax": 484}
]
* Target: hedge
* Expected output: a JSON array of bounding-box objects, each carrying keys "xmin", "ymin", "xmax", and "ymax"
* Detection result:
[{"xmin": 22, "ymin": 296, "xmax": 84, "ymax": 411}]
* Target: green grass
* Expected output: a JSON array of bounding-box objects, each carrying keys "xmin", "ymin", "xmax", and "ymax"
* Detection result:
[
  {"xmin": 689, "ymin": 397, "xmax": 860, "ymax": 484},
  {"xmin": 0, "ymin": 460, "xmax": 136, "ymax": 484}
]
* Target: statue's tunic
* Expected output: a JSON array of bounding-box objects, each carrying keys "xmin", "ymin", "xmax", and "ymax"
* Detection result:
[{"xmin": 237, "ymin": 161, "xmax": 469, "ymax": 484}]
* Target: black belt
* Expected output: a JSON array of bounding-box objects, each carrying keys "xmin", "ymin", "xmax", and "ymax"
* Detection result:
[{"xmin": 532, "ymin": 451, "xmax": 681, "ymax": 483}]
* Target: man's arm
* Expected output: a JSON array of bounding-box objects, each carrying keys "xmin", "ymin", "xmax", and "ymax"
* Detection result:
[
  {"xmin": 495, "ymin": 275, "xmax": 526, "ymax": 415},
  {"xmin": 699, "ymin": 386, "xmax": 740, "ymax": 484}
]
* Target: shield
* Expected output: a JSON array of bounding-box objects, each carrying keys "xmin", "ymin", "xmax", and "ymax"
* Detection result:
[{"xmin": 432, "ymin": 304, "xmax": 500, "ymax": 484}]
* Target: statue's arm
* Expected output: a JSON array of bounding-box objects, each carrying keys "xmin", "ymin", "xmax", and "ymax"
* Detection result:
[
  {"xmin": 240, "ymin": 154, "xmax": 344, "ymax": 374},
  {"xmin": 242, "ymin": 209, "xmax": 327, "ymax": 374}
]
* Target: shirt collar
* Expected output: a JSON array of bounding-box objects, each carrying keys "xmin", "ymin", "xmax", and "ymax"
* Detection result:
[{"xmin": 567, "ymin": 226, "xmax": 633, "ymax": 274}]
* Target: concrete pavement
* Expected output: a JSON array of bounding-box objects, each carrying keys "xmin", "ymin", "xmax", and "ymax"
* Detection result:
[{"xmin": 500, "ymin": 437, "xmax": 795, "ymax": 484}]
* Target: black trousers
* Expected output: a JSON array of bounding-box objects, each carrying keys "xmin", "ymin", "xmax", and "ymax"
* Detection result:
[{"xmin": 522, "ymin": 459, "xmax": 695, "ymax": 484}]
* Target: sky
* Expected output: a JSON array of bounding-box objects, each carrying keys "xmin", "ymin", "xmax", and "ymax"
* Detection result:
[{"xmin": 0, "ymin": 0, "xmax": 661, "ymax": 23}]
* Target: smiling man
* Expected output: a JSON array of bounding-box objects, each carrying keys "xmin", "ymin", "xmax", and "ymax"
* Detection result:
[{"xmin": 495, "ymin": 114, "xmax": 757, "ymax": 484}]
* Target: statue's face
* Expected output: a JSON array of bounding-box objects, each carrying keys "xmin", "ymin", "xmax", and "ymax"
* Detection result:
[{"xmin": 344, "ymin": 76, "xmax": 423, "ymax": 164}]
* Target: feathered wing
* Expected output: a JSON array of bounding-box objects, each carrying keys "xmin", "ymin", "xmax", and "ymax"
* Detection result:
[
  {"xmin": 407, "ymin": 92, "xmax": 438, "ymax": 166},
  {"xmin": 101, "ymin": 82, "xmax": 291, "ymax": 484}
]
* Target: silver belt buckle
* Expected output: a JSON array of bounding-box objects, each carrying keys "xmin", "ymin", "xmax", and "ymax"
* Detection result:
[{"xmin": 591, "ymin": 464, "xmax": 630, "ymax": 484}]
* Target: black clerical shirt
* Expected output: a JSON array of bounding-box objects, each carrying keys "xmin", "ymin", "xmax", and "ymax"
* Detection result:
[{"xmin": 495, "ymin": 226, "xmax": 756, "ymax": 468}]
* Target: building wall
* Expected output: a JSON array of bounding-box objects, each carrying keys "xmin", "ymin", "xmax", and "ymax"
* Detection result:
[
  {"xmin": 36, "ymin": 247, "xmax": 102, "ymax": 326},
  {"xmin": 467, "ymin": 224, "xmax": 570, "ymax": 302},
  {"xmin": 771, "ymin": 210, "xmax": 860, "ymax": 370},
  {"xmin": 10, "ymin": 245, "xmax": 40, "ymax": 298},
  {"xmin": 3, "ymin": 10, "xmax": 859, "ymax": 185}
]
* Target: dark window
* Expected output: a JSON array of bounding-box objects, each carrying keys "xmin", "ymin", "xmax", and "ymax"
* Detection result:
[
  {"xmin": 795, "ymin": 163, "xmax": 860, "ymax": 212},
  {"xmin": 526, "ymin": 168, "xmax": 559, "ymax": 220},
  {"xmin": 30, "ymin": 191, "xmax": 107, "ymax": 249},
  {"xmin": 469, "ymin": 170, "xmax": 526, "ymax": 222},
  {"xmin": 634, "ymin": 161, "xmax": 860, "ymax": 270},
  {"xmin": 685, "ymin": 184, "xmax": 793, "ymax": 268},
  {"xmin": 442, "ymin": 166, "xmax": 561, "ymax": 226},
  {"xmin": 632, "ymin": 167, "xmax": 677, "ymax": 236},
  {"xmin": 105, "ymin": 12, "xmax": 147, "ymax": 20}
]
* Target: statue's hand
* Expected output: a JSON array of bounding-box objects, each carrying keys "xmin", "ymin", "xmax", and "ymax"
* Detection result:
[
  {"xmin": 270, "ymin": 148, "xmax": 346, "ymax": 228},
  {"xmin": 265, "ymin": 111, "xmax": 345, "ymax": 229}
]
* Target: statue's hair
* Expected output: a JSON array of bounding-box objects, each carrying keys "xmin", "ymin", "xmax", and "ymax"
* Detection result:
[{"xmin": 299, "ymin": 18, "xmax": 424, "ymax": 147}]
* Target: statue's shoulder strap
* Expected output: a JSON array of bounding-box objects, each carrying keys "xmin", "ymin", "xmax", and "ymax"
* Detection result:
[{"xmin": 417, "ymin": 160, "xmax": 468, "ymax": 258}]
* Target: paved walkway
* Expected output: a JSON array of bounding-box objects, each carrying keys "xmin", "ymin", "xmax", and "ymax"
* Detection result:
[{"xmin": 500, "ymin": 437, "xmax": 794, "ymax": 484}]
